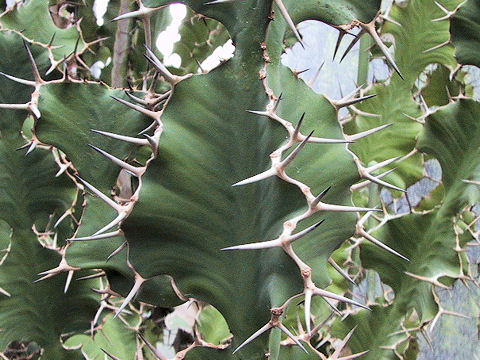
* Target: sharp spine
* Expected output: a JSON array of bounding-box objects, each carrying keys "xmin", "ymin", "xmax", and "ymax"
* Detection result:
[
  {"xmin": 310, "ymin": 186, "xmax": 332, "ymax": 208},
  {"xmin": 293, "ymin": 113, "xmax": 305, "ymax": 139},
  {"xmin": 364, "ymin": 23, "xmax": 403, "ymax": 79},
  {"xmin": 273, "ymin": 0, "xmax": 305, "ymax": 48},
  {"xmin": 101, "ymin": 349, "xmax": 121, "ymax": 360},
  {"xmin": 314, "ymin": 287, "xmax": 369, "ymax": 310},
  {"xmin": 328, "ymin": 258, "xmax": 355, "ymax": 285},
  {"xmin": 0, "ymin": 71, "xmax": 36, "ymax": 86},
  {"xmin": 336, "ymin": 94, "xmax": 376, "ymax": 108},
  {"xmin": 222, "ymin": 238, "xmax": 279, "ymax": 251},
  {"xmin": 361, "ymin": 171, "xmax": 405, "ymax": 192},
  {"xmin": 281, "ymin": 130, "xmax": 314, "ymax": 168},
  {"xmin": 304, "ymin": 288, "xmax": 313, "ymax": 335},
  {"xmin": 340, "ymin": 31, "xmax": 364, "ymax": 62},
  {"xmin": 138, "ymin": 333, "xmax": 167, "ymax": 360},
  {"xmin": 23, "ymin": 40, "xmax": 43, "ymax": 83},
  {"xmin": 67, "ymin": 230, "xmax": 121, "ymax": 241},
  {"xmin": 74, "ymin": 175, "xmax": 120, "ymax": 210},
  {"xmin": 232, "ymin": 168, "xmax": 276, "ymax": 187},
  {"xmin": 110, "ymin": 95, "xmax": 158, "ymax": 119},
  {"xmin": 107, "ymin": 241, "xmax": 128, "ymax": 261},
  {"xmin": 93, "ymin": 212, "xmax": 127, "ymax": 236},
  {"xmin": 76, "ymin": 272, "xmax": 106, "ymax": 281},
  {"xmin": 277, "ymin": 322, "xmax": 308, "ymax": 353},
  {"xmin": 289, "ymin": 219, "xmax": 325, "ymax": 243},
  {"xmin": 64, "ymin": 270, "xmax": 74, "ymax": 293},
  {"xmin": 125, "ymin": 91, "xmax": 149, "ymax": 106},
  {"xmin": 144, "ymin": 45, "xmax": 180, "ymax": 85},
  {"xmin": 91, "ymin": 129, "xmax": 149, "ymax": 146},
  {"xmin": 233, "ymin": 323, "xmax": 272, "ymax": 354},
  {"xmin": 88, "ymin": 144, "xmax": 143, "ymax": 176},
  {"xmin": 359, "ymin": 228, "xmax": 409, "ymax": 261},
  {"xmin": 365, "ymin": 156, "xmax": 401, "ymax": 173},
  {"xmin": 347, "ymin": 123, "xmax": 392, "ymax": 141},
  {"xmin": 114, "ymin": 277, "xmax": 146, "ymax": 318}
]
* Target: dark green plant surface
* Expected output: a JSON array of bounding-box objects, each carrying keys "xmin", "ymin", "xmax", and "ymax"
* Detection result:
[{"xmin": 0, "ymin": 0, "xmax": 479, "ymax": 359}]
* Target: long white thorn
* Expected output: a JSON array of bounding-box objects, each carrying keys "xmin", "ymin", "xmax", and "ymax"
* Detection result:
[
  {"xmin": 273, "ymin": 0, "xmax": 304, "ymax": 48},
  {"xmin": 138, "ymin": 121, "xmax": 157, "ymax": 135},
  {"xmin": 0, "ymin": 103, "xmax": 29, "ymax": 110},
  {"xmin": 289, "ymin": 219, "xmax": 325, "ymax": 243},
  {"xmin": 67, "ymin": 230, "xmax": 121, "ymax": 241},
  {"xmin": 151, "ymin": 90, "xmax": 171, "ymax": 105},
  {"xmin": 318, "ymin": 203, "xmax": 381, "ymax": 213},
  {"xmin": 346, "ymin": 123, "xmax": 392, "ymax": 141},
  {"xmin": 308, "ymin": 137, "xmax": 352, "ymax": 144},
  {"xmin": 362, "ymin": 171, "xmax": 405, "ymax": 192},
  {"xmin": 277, "ymin": 322, "xmax": 308, "ymax": 353},
  {"xmin": 365, "ymin": 156, "xmax": 401, "ymax": 173},
  {"xmin": 93, "ymin": 212, "xmax": 127, "ymax": 236},
  {"xmin": 0, "ymin": 287, "xmax": 11, "ymax": 297},
  {"xmin": 144, "ymin": 45, "xmax": 181, "ymax": 85},
  {"xmin": 233, "ymin": 323, "xmax": 272, "ymax": 354},
  {"xmin": 23, "ymin": 40, "xmax": 43, "ymax": 84},
  {"xmin": 364, "ymin": 24, "xmax": 403, "ymax": 79},
  {"xmin": 76, "ymin": 271, "xmax": 105, "ymax": 281},
  {"xmin": 331, "ymin": 326, "xmax": 357, "ymax": 358},
  {"xmin": 422, "ymin": 39, "xmax": 450, "ymax": 54},
  {"xmin": 112, "ymin": 6, "xmax": 160, "ymax": 21},
  {"xmin": 25, "ymin": 140, "xmax": 37, "ymax": 155},
  {"xmin": 88, "ymin": 144, "xmax": 143, "ymax": 176},
  {"xmin": 0, "ymin": 71, "xmax": 36, "ymax": 86},
  {"xmin": 125, "ymin": 91, "xmax": 149, "ymax": 106},
  {"xmin": 74, "ymin": 175, "xmax": 120, "ymax": 210},
  {"xmin": 358, "ymin": 228, "xmax": 409, "ymax": 261},
  {"xmin": 232, "ymin": 168, "xmax": 276, "ymax": 186},
  {"xmin": 64, "ymin": 270, "xmax": 74, "ymax": 293},
  {"xmin": 30, "ymin": 104, "xmax": 41, "ymax": 119},
  {"xmin": 114, "ymin": 276, "xmax": 145, "ymax": 318},
  {"xmin": 107, "ymin": 241, "xmax": 128, "ymax": 261},
  {"xmin": 205, "ymin": 0, "xmax": 239, "ymax": 4},
  {"xmin": 110, "ymin": 95, "xmax": 159, "ymax": 120},
  {"xmin": 431, "ymin": 0, "xmax": 467, "ymax": 22},
  {"xmin": 351, "ymin": 168, "xmax": 397, "ymax": 191},
  {"xmin": 91, "ymin": 129, "xmax": 149, "ymax": 146},
  {"xmin": 222, "ymin": 238, "xmax": 280, "ymax": 251},
  {"xmin": 462, "ymin": 179, "xmax": 480, "ymax": 186},
  {"xmin": 304, "ymin": 288, "xmax": 313, "ymax": 335},
  {"xmin": 314, "ymin": 288, "xmax": 369, "ymax": 310},
  {"xmin": 328, "ymin": 258, "xmax": 355, "ymax": 285},
  {"xmin": 335, "ymin": 94, "xmax": 376, "ymax": 109},
  {"xmin": 246, "ymin": 109, "xmax": 269, "ymax": 117}
]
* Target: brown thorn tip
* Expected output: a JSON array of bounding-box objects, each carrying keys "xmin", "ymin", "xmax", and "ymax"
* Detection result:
[
  {"xmin": 107, "ymin": 241, "xmax": 128, "ymax": 261},
  {"xmin": 290, "ymin": 219, "xmax": 325, "ymax": 243},
  {"xmin": 311, "ymin": 186, "xmax": 332, "ymax": 207},
  {"xmin": 282, "ymin": 130, "xmax": 314, "ymax": 167}
]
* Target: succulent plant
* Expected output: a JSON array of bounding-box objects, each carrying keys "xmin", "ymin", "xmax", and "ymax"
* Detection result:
[{"xmin": 0, "ymin": 0, "xmax": 479, "ymax": 359}]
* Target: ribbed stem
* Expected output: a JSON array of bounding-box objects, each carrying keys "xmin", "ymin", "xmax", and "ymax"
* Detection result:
[{"xmin": 111, "ymin": 0, "xmax": 133, "ymax": 87}]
